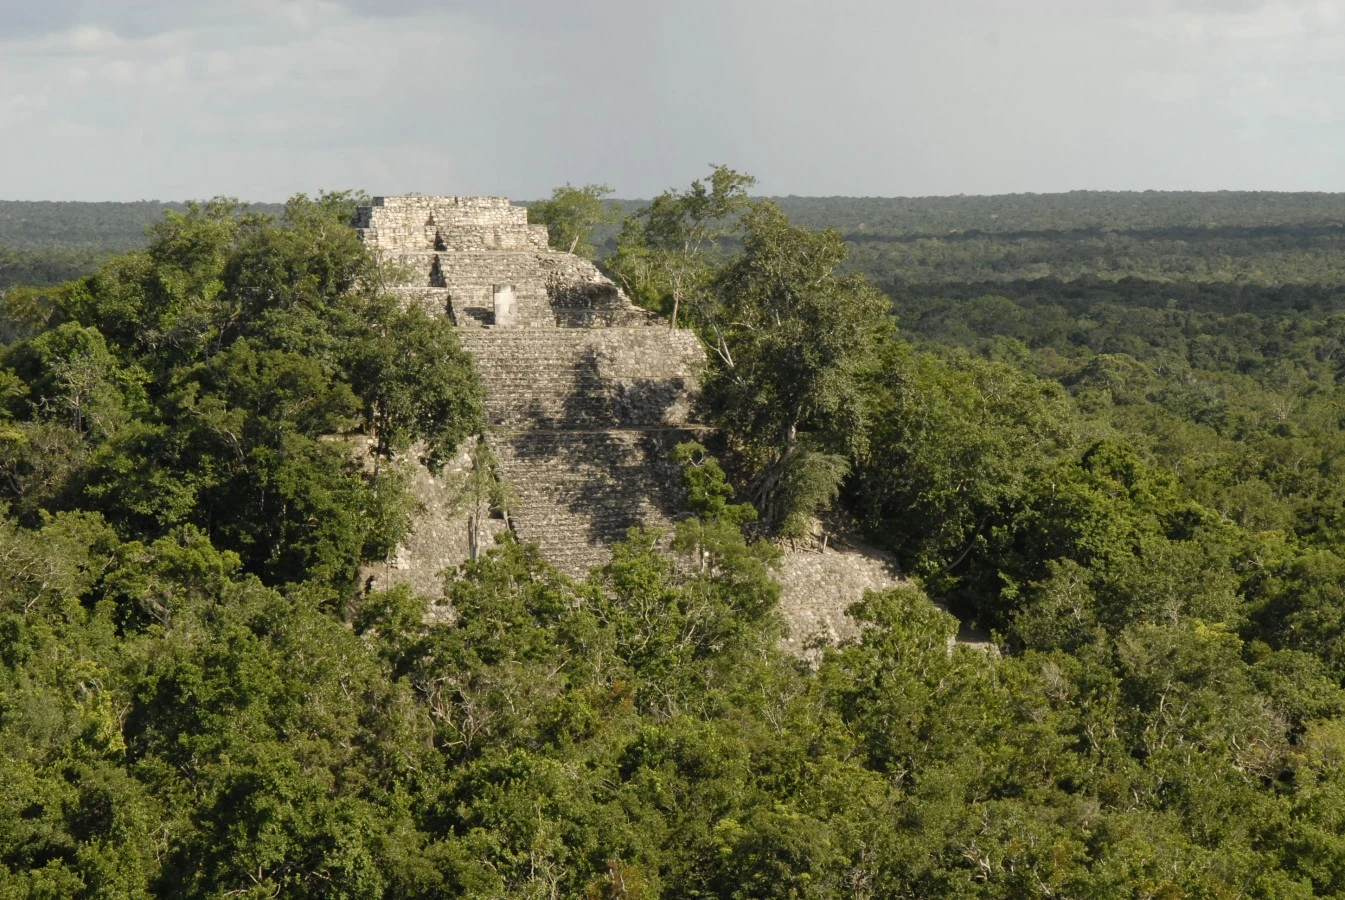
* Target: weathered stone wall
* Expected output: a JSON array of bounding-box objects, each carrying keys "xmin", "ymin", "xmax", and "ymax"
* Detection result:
[
  {"xmin": 382, "ymin": 250, "xmax": 658, "ymax": 329},
  {"xmin": 359, "ymin": 437, "xmax": 509, "ymax": 601},
  {"xmin": 387, "ymin": 251, "xmax": 554, "ymax": 327}
]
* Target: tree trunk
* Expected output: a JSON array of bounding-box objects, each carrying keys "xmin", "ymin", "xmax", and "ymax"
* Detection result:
[{"xmin": 749, "ymin": 424, "xmax": 799, "ymax": 528}]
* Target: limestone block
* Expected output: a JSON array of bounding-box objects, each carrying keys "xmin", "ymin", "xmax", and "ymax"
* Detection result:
[{"xmin": 492, "ymin": 284, "xmax": 518, "ymax": 327}]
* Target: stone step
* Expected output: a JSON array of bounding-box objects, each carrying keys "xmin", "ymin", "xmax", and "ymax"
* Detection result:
[
  {"xmin": 487, "ymin": 427, "xmax": 701, "ymax": 576},
  {"xmin": 459, "ymin": 328, "xmax": 704, "ymax": 428}
]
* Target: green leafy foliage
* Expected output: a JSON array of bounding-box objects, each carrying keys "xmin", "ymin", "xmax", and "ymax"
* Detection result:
[
  {"xmin": 528, "ymin": 183, "xmax": 620, "ymax": 259},
  {"xmin": 6, "ymin": 184, "xmax": 1345, "ymax": 896},
  {"xmin": 704, "ymin": 202, "xmax": 890, "ymax": 527},
  {"xmin": 610, "ymin": 181, "xmax": 889, "ymax": 536},
  {"xmin": 605, "ymin": 165, "xmax": 755, "ymax": 327},
  {"xmin": 0, "ymin": 193, "xmax": 482, "ymax": 592}
]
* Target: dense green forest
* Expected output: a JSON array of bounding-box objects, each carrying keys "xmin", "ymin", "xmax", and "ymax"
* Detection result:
[
  {"xmin": 13, "ymin": 191, "xmax": 1345, "ymax": 289},
  {"xmin": 6, "ymin": 180, "xmax": 1345, "ymax": 896},
  {"xmin": 0, "ymin": 202, "xmax": 284, "ymax": 290}
]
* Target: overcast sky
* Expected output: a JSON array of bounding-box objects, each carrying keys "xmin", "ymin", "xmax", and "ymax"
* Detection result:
[{"xmin": 2, "ymin": 0, "xmax": 1344, "ymax": 200}]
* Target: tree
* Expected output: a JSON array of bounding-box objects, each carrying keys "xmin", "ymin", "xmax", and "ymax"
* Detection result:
[
  {"xmin": 2, "ymin": 322, "xmax": 137, "ymax": 440},
  {"xmin": 346, "ymin": 301, "xmax": 484, "ymax": 473},
  {"xmin": 530, "ymin": 183, "xmax": 620, "ymax": 259},
  {"xmin": 704, "ymin": 201, "xmax": 893, "ymax": 532},
  {"xmin": 452, "ymin": 437, "xmax": 517, "ymax": 561},
  {"xmin": 606, "ymin": 165, "xmax": 755, "ymax": 334},
  {"xmin": 850, "ymin": 346, "xmax": 1075, "ymax": 583}
]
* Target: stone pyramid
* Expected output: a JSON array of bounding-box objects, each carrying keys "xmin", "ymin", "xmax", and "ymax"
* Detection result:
[{"xmin": 355, "ymin": 196, "xmax": 706, "ymax": 581}]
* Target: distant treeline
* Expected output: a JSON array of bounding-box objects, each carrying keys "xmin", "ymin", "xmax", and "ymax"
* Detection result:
[
  {"xmin": 771, "ymin": 191, "xmax": 1345, "ymax": 235},
  {"xmin": 0, "ymin": 200, "xmax": 285, "ymax": 288},
  {"xmin": 607, "ymin": 193, "xmax": 1345, "ymax": 288},
  {"xmin": 0, "ymin": 200, "xmax": 287, "ymax": 251},
  {"xmin": 0, "ymin": 246, "xmax": 106, "ymax": 290},
  {"xmin": 9, "ymin": 192, "xmax": 1345, "ymax": 290}
]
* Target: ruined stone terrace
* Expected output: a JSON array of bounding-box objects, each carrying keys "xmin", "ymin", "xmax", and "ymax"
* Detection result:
[{"xmin": 354, "ymin": 195, "xmax": 551, "ymax": 252}]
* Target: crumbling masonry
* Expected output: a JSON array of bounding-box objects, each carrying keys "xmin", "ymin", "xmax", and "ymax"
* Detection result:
[{"xmin": 355, "ymin": 196, "xmax": 706, "ymax": 581}]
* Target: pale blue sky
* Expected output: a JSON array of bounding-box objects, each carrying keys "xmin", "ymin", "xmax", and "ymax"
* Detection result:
[{"xmin": 3, "ymin": 0, "xmax": 1343, "ymax": 200}]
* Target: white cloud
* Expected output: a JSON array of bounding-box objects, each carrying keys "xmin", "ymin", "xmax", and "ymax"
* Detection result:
[{"xmin": 1, "ymin": 0, "xmax": 1345, "ymax": 199}]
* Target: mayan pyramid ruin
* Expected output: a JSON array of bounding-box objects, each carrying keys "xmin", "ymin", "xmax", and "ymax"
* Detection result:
[{"xmin": 355, "ymin": 196, "xmax": 706, "ymax": 584}]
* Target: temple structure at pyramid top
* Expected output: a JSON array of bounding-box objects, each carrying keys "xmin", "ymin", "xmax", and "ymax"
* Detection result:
[
  {"xmin": 354, "ymin": 195, "xmax": 659, "ymax": 329},
  {"xmin": 355, "ymin": 195, "xmax": 550, "ymax": 252}
]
